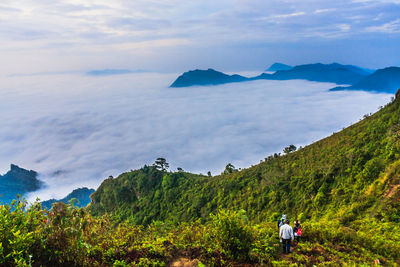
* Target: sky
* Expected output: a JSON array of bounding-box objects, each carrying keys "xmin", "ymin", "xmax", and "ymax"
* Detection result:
[{"xmin": 1, "ymin": 0, "xmax": 400, "ymax": 75}]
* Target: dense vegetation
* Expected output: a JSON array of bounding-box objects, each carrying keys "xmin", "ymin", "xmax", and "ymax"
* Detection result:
[
  {"xmin": 2, "ymin": 94, "xmax": 400, "ymax": 265},
  {"xmin": 3, "ymin": 198, "xmax": 400, "ymax": 266}
]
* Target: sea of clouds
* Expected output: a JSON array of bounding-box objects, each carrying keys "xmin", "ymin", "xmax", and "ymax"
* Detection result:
[{"xmin": 0, "ymin": 72, "xmax": 392, "ymax": 202}]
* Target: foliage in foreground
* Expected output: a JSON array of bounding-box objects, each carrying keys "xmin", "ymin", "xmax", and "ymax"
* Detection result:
[
  {"xmin": 1, "ymin": 198, "xmax": 400, "ymax": 266},
  {"xmin": 0, "ymin": 199, "xmax": 277, "ymax": 266}
]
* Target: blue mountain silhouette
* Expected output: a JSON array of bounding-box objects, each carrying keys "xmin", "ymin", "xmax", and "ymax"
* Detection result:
[
  {"xmin": 0, "ymin": 164, "xmax": 43, "ymax": 204},
  {"xmin": 330, "ymin": 67, "xmax": 400, "ymax": 93},
  {"xmin": 170, "ymin": 63, "xmax": 371, "ymax": 87},
  {"xmin": 170, "ymin": 68, "xmax": 248, "ymax": 87},
  {"xmin": 266, "ymin": 62, "xmax": 292, "ymax": 72}
]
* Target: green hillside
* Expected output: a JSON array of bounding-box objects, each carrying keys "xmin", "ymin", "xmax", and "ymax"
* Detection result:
[{"xmin": 89, "ymin": 96, "xmax": 400, "ymax": 226}]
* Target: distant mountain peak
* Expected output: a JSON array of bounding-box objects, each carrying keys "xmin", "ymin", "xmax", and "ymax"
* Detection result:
[
  {"xmin": 9, "ymin": 164, "xmax": 37, "ymax": 175},
  {"xmin": 41, "ymin": 187, "xmax": 95, "ymax": 210},
  {"xmin": 266, "ymin": 63, "xmax": 292, "ymax": 72},
  {"xmin": 170, "ymin": 69, "xmax": 248, "ymax": 87},
  {"xmin": 0, "ymin": 164, "xmax": 43, "ymax": 204}
]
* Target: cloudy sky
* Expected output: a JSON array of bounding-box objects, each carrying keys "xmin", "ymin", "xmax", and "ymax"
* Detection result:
[
  {"xmin": 1, "ymin": 0, "xmax": 400, "ymax": 75},
  {"xmin": 0, "ymin": 1, "xmax": 398, "ymax": 201}
]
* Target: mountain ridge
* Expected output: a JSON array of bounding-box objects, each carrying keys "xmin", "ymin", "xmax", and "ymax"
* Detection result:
[
  {"xmin": 330, "ymin": 66, "xmax": 400, "ymax": 93},
  {"xmin": 256, "ymin": 62, "xmax": 369, "ymax": 84},
  {"xmin": 170, "ymin": 62, "xmax": 373, "ymax": 88},
  {"xmin": 86, "ymin": 69, "xmax": 144, "ymax": 76}
]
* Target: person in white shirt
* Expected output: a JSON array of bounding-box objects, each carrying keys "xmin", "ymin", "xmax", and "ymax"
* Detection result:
[{"xmin": 279, "ymin": 219, "xmax": 294, "ymax": 254}]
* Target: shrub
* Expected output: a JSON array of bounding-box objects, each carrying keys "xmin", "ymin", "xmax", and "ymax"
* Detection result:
[
  {"xmin": 0, "ymin": 197, "xmax": 45, "ymax": 266},
  {"xmin": 210, "ymin": 209, "xmax": 254, "ymax": 261}
]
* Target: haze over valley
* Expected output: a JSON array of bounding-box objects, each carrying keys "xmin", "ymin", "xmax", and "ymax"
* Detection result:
[{"xmin": 0, "ymin": 71, "xmax": 392, "ymax": 202}]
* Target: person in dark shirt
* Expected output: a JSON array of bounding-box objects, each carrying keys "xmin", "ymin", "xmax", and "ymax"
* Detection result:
[
  {"xmin": 277, "ymin": 214, "xmax": 286, "ymax": 230},
  {"xmin": 293, "ymin": 220, "xmax": 302, "ymax": 242}
]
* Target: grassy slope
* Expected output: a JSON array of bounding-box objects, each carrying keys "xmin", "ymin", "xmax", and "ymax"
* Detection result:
[{"xmin": 89, "ymin": 97, "xmax": 400, "ymax": 226}]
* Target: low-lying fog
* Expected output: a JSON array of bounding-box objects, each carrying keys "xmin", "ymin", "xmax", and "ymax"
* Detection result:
[{"xmin": 0, "ymin": 72, "xmax": 392, "ymax": 201}]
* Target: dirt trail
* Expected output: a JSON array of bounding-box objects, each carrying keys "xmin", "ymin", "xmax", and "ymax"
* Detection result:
[{"xmin": 170, "ymin": 258, "xmax": 200, "ymax": 267}]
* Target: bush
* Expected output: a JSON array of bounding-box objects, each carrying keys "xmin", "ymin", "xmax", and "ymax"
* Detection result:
[
  {"xmin": 0, "ymin": 197, "xmax": 45, "ymax": 266},
  {"xmin": 210, "ymin": 209, "xmax": 254, "ymax": 261}
]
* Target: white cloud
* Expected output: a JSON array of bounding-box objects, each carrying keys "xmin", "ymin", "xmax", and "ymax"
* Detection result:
[
  {"xmin": 365, "ymin": 19, "xmax": 400, "ymax": 33},
  {"xmin": 314, "ymin": 8, "xmax": 337, "ymax": 13},
  {"xmin": 338, "ymin": 24, "xmax": 351, "ymax": 32},
  {"xmin": 0, "ymin": 72, "xmax": 391, "ymax": 202},
  {"xmin": 274, "ymin": 11, "xmax": 305, "ymax": 18}
]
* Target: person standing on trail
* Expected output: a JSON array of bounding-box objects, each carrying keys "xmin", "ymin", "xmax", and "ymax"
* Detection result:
[
  {"xmin": 279, "ymin": 219, "xmax": 294, "ymax": 254},
  {"xmin": 293, "ymin": 220, "xmax": 302, "ymax": 242},
  {"xmin": 277, "ymin": 214, "xmax": 286, "ymax": 230}
]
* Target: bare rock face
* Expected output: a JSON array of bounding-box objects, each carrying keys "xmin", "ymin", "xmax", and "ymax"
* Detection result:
[{"xmin": 395, "ymin": 88, "xmax": 400, "ymax": 99}]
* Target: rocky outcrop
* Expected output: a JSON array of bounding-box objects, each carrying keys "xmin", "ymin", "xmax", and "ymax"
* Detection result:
[{"xmin": 0, "ymin": 164, "xmax": 43, "ymax": 204}]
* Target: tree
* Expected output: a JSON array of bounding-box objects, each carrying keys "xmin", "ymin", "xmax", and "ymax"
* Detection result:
[
  {"xmin": 153, "ymin": 158, "xmax": 169, "ymax": 171},
  {"xmin": 177, "ymin": 167, "xmax": 183, "ymax": 172},
  {"xmin": 223, "ymin": 163, "xmax": 238, "ymax": 174},
  {"xmin": 207, "ymin": 171, "xmax": 212, "ymax": 177},
  {"xmin": 283, "ymin": 145, "xmax": 297, "ymax": 154}
]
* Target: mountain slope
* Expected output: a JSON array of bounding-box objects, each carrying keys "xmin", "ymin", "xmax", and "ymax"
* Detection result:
[
  {"xmin": 0, "ymin": 164, "xmax": 43, "ymax": 204},
  {"xmin": 330, "ymin": 66, "xmax": 400, "ymax": 93},
  {"xmin": 89, "ymin": 94, "xmax": 400, "ymax": 225},
  {"xmin": 41, "ymin": 187, "xmax": 95, "ymax": 210},
  {"xmin": 170, "ymin": 68, "xmax": 248, "ymax": 87}
]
